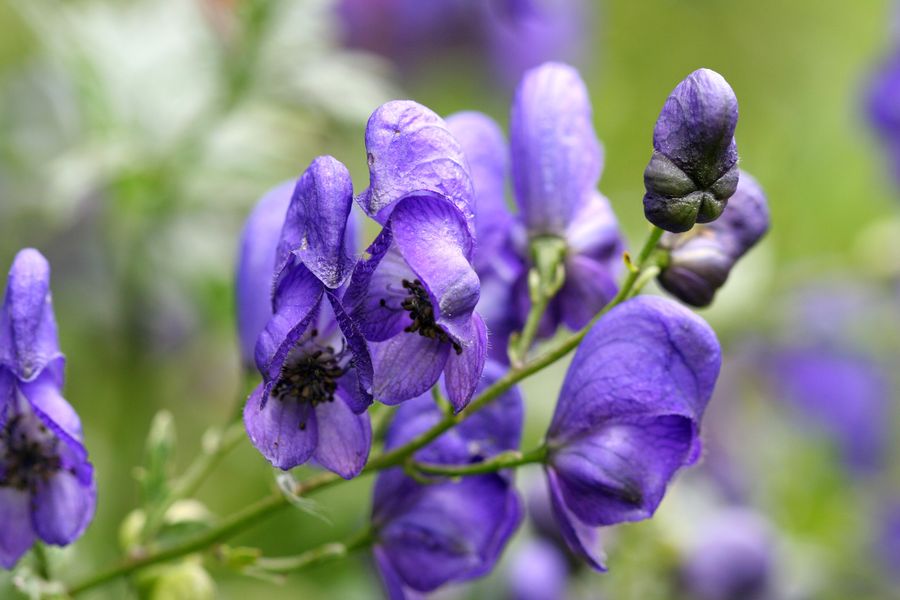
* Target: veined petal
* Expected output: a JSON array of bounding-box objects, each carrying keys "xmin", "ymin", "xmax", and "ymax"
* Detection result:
[
  {"xmin": 19, "ymin": 368, "xmax": 83, "ymax": 444},
  {"xmin": 236, "ymin": 181, "xmax": 292, "ymax": 368},
  {"xmin": 326, "ymin": 291, "xmax": 372, "ymax": 413},
  {"xmin": 360, "ymin": 100, "xmax": 474, "ymax": 230},
  {"xmin": 510, "ymin": 62, "xmax": 603, "ymax": 235},
  {"xmin": 442, "ymin": 314, "xmax": 487, "ymax": 412},
  {"xmin": 0, "ymin": 487, "xmax": 35, "ymax": 568},
  {"xmin": 546, "ymin": 468, "xmax": 607, "ymax": 571},
  {"xmin": 312, "ymin": 392, "xmax": 372, "ymax": 479},
  {"xmin": 32, "ymin": 470, "xmax": 96, "ymax": 546},
  {"xmin": 391, "ymin": 193, "xmax": 479, "ymax": 337},
  {"xmin": 555, "ymin": 254, "xmax": 619, "ymax": 330},
  {"xmin": 371, "ymin": 332, "xmax": 450, "ymax": 405},
  {"xmin": 277, "ymin": 156, "xmax": 356, "ymax": 289},
  {"xmin": 0, "ymin": 249, "xmax": 61, "ymax": 381},
  {"xmin": 244, "ymin": 384, "xmax": 318, "ymax": 470}
]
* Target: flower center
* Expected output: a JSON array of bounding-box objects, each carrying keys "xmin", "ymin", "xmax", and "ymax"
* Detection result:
[
  {"xmin": 0, "ymin": 412, "xmax": 62, "ymax": 491},
  {"xmin": 272, "ymin": 330, "xmax": 348, "ymax": 428},
  {"xmin": 396, "ymin": 279, "xmax": 462, "ymax": 354}
]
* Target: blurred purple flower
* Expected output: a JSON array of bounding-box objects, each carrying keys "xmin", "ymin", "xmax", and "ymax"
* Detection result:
[
  {"xmin": 658, "ymin": 170, "xmax": 769, "ymax": 307},
  {"xmin": 243, "ymin": 157, "xmax": 373, "ymax": 478},
  {"xmin": 347, "ymin": 101, "xmax": 486, "ymax": 410},
  {"xmin": 644, "ymin": 69, "xmax": 740, "ymax": 233},
  {"xmin": 867, "ymin": 36, "xmax": 900, "ymax": 184},
  {"xmin": 335, "ymin": 0, "xmax": 590, "ymax": 85},
  {"xmin": 765, "ymin": 346, "xmax": 890, "ymax": 473},
  {"xmin": 680, "ymin": 509, "xmax": 774, "ymax": 600},
  {"xmin": 544, "ymin": 296, "xmax": 721, "ymax": 570},
  {"xmin": 372, "ymin": 363, "xmax": 523, "ymax": 598},
  {"xmin": 507, "ymin": 538, "xmax": 570, "ymax": 600},
  {"xmin": 0, "ymin": 249, "xmax": 95, "ymax": 568}
]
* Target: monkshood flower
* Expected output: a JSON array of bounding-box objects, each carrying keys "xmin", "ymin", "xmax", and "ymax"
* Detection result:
[
  {"xmin": 347, "ymin": 101, "xmax": 486, "ymax": 409},
  {"xmin": 544, "ymin": 296, "xmax": 721, "ymax": 569},
  {"xmin": 657, "ymin": 171, "xmax": 769, "ymax": 307},
  {"xmin": 507, "ymin": 538, "xmax": 570, "ymax": 600},
  {"xmin": 680, "ymin": 509, "xmax": 774, "ymax": 600},
  {"xmin": 765, "ymin": 346, "xmax": 890, "ymax": 473},
  {"xmin": 244, "ymin": 157, "xmax": 373, "ymax": 478},
  {"xmin": 643, "ymin": 69, "xmax": 739, "ymax": 233},
  {"xmin": 0, "ymin": 249, "xmax": 95, "ymax": 568},
  {"xmin": 867, "ymin": 42, "xmax": 900, "ymax": 184},
  {"xmin": 372, "ymin": 364, "xmax": 523, "ymax": 598}
]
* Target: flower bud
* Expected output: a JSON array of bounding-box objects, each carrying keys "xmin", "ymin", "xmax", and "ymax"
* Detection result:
[
  {"xmin": 657, "ymin": 171, "xmax": 769, "ymax": 307},
  {"xmin": 643, "ymin": 69, "xmax": 739, "ymax": 232}
]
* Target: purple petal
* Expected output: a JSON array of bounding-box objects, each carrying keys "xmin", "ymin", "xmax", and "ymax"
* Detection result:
[
  {"xmin": 312, "ymin": 392, "xmax": 372, "ymax": 479},
  {"xmin": 653, "ymin": 68, "xmax": 738, "ymax": 187},
  {"xmin": 546, "ymin": 468, "xmax": 606, "ymax": 571},
  {"xmin": 236, "ymin": 181, "xmax": 292, "ymax": 368},
  {"xmin": 243, "ymin": 383, "xmax": 318, "ymax": 470},
  {"xmin": 507, "ymin": 538, "xmax": 570, "ymax": 600},
  {"xmin": 391, "ymin": 193, "xmax": 479, "ymax": 338},
  {"xmin": 564, "ymin": 191, "xmax": 624, "ymax": 264},
  {"xmin": 360, "ymin": 100, "xmax": 474, "ymax": 230},
  {"xmin": 254, "ymin": 266, "xmax": 324, "ymax": 382},
  {"xmin": 276, "ymin": 156, "xmax": 356, "ymax": 289},
  {"xmin": 0, "ymin": 249, "xmax": 62, "ymax": 381},
  {"xmin": 555, "ymin": 254, "xmax": 619, "ymax": 330},
  {"xmin": 442, "ymin": 313, "xmax": 487, "ymax": 412},
  {"xmin": 345, "ymin": 229, "xmax": 416, "ymax": 342},
  {"xmin": 32, "ymin": 471, "xmax": 96, "ymax": 546},
  {"xmin": 326, "ymin": 291, "xmax": 373, "ymax": 413},
  {"xmin": 445, "ymin": 111, "xmax": 513, "ymax": 262},
  {"xmin": 374, "ymin": 546, "xmax": 424, "ymax": 600},
  {"xmin": 371, "ymin": 332, "xmax": 450, "ymax": 405},
  {"xmin": 510, "ymin": 62, "xmax": 602, "ymax": 235},
  {"xmin": 19, "ymin": 368, "xmax": 83, "ymax": 444},
  {"xmin": 0, "ymin": 487, "xmax": 35, "ymax": 568}
]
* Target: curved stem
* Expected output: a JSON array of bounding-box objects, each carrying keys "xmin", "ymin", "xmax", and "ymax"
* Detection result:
[
  {"xmin": 66, "ymin": 226, "xmax": 666, "ymax": 596},
  {"xmin": 250, "ymin": 527, "xmax": 374, "ymax": 575},
  {"xmin": 412, "ymin": 446, "xmax": 548, "ymax": 477}
]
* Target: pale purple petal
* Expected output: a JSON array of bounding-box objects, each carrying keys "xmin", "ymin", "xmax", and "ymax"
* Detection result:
[
  {"xmin": 325, "ymin": 291, "xmax": 373, "ymax": 413},
  {"xmin": 555, "ymin": 254, "xmax": 619, "ymax": 330},
  {"xmin": 276, "ymin": 156, "xmax": 356, "ymax": 289},
  {"xmin": 510, "ymin": 62, "xmax": 603, "ymax": 235},
  {"xmin": 0, "ymin": 487, "xmax": 35, "ymax": 568},
  {"xmin": 442, "ymin": 314, "xmax": 487, "ymax": 412},
  {"xmin": 236, "ymin": 181, "xmax": 292, "ymax": 368},
  {"xmin": 360, "ymin": 100, "xmax": 474, "ymax": 230},
  {"xmin": 19, "ymin": 369, "xmax": 83, "ymax": 444},
  {"xmin": 507, "ymin": 538, "xmax": 570, "ymax": 600},
  {"xmin": 243, "ymin": 384, "xmax": 318, "ymax": 470},
  {"xmin": 312, "ymin": 393, "xmax": 372, "ymax": 479},
  {"xmin": 546, "ymin": 468, "xmax": 606, "ymax": 571},
  {"xmin": 371, "ymin": 332, "xmax": 450, "ymax": 405},
  {"xmin": 32, "ymin": 471, "xmax": 96, "ymax": 546}
]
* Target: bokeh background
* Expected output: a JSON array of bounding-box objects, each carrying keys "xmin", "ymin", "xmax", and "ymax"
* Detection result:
[{"xmin": 1, "ymin": 0, "xmax": 899, "ymax": 598}]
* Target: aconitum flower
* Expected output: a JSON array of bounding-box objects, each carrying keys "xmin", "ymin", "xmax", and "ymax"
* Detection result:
[
  {"xmin": 0, "ymin": 249, "xmax": 95, "ymax": 568},
  {"xmin": 544, "ymin": 296, "xmax": 721, "ymax": 569},
  {"xmin": 347, "ymin": 101, "xmax": 486, "ymax": 410},
  {"xmin": 235, "ymin": 181, "xmax": 292, "ymax": 369},
  {"xmin": 643, "ymin": 69, "xmax": 739, "ymax": 233},
  {"xmin": 657, "ymin": 171, "xmax": 769, "ymax": 307},
  {"xmin": 244, "ymin": 157, "xmax": 373, "ymax": 478},
  {"xmin": 867, "ymin": 40, "xmax": 900, "ymax": 184},
  {"xmin": 372, "ymin": 364, "xmax": 523, "ymax": 598}
]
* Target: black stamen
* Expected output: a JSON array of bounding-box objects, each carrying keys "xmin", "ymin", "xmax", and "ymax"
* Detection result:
[
  {"xmin": 0, "ymin": 413, "xmax": 62, "ymax": 491},
  {"xmin": 400, "ymin": 279, "xmax": 462, "ymax": 354},
  {"xmin": 272, "ymin": 338, "xmax": 350, "ymax": 429}
]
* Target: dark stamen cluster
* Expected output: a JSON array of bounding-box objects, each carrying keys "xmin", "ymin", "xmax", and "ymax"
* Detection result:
[
  {"xmin": 400, "ymin": 279, "xmax": 462, "ymax": 354},
  {"xmin": 0, "ymin": 413, "xmax": 62, "ymax": 491},
  {"xmin": 273, "ymin": 330, "xmax": 348, "ymax": 430}
]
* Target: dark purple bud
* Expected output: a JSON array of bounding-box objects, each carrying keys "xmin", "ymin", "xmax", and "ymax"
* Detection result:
[
  {"xmin": 680, "ymin": 509, "xmax": 774, "ymax": 600},
  {"xmin": 1, "ymin": 249, "xmax": 95, "ymax": 568},
  {"xmin": 658, "ymin": 171, "xmax": 769, "ymax": 307},
  {"xmin": 545, "ymin": 296, "xmax": 721, "ymax": 569},
  {"xmin": 644, "ymin": 69, "xmax": 739, "ymax": 232},
  {"xmin": 372, "ymin": 363, "xmax": 523, "ymax": 596}
]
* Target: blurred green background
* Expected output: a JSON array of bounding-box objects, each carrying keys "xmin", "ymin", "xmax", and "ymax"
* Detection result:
[{"xmin": 0, "ymin": 0, "xmax": 898, "ymax": 598}]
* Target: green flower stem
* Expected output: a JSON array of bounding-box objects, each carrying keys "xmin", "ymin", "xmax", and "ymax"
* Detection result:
[
  {"xmin": 32, "ymin": 543, "xmax": 51, "ymax": 581},
  {"xmin": 65, "ymin": 225, "xmax": 666, "ymax": 597},
  {"xmin": 412, "ymin": 446, "xmax": 549, "ymax": 477},
  {"xmin": 251, "ymin": 527, "xmax": 374, "ymax": 575}
]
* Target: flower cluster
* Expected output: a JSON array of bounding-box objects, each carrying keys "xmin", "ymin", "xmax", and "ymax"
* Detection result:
[
  {"xmin": 0, "ymin": 249, "xmax": 95, "ymax": 568},
  {"xmin": 232, "ymin": 60, "xmax": 759, "ymax": 596}
]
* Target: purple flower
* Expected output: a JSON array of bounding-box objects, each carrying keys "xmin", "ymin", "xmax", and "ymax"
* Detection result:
[
  {"xmin": 0, "ymin": 249, "xmax": 95, "ymax": 568},
  {"xmin": 236, "ymin": 181, "xmax": 292, "ymax": 369},
  {"xmin": 544, "ymin": 296, "xmax": 721, "ymax": 570},
  {"xmin": 680, "ymin": 509, "xmax": 774, "ymax": 600},
  {"xmin": 765, "ymin": 346, "xmax": 890, "ymax": 473},
  {"xmin": 372, "ymin": 363, "xmax": 523, "ymax": 598},
  {"xmin": 507, "ymin": 538, "xmax": 570, "ymax": 600},
  {"xmin": 867, "ymin": 42, "xmax": 900, "ymax": 184},
  {"xmin": 644, "ymin": 69, "xmax": 740, "ymax": 233},
  {"xmin": 243, "ymin": 157, "xmax": 373, "ymax": 478},
  {"xmin": 657, "ymin": 171, "xmax": 769, "ymax": 307},
  {"xmin": 347, "ymin": 101, "xmax": 486, "ymax": 410}
]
